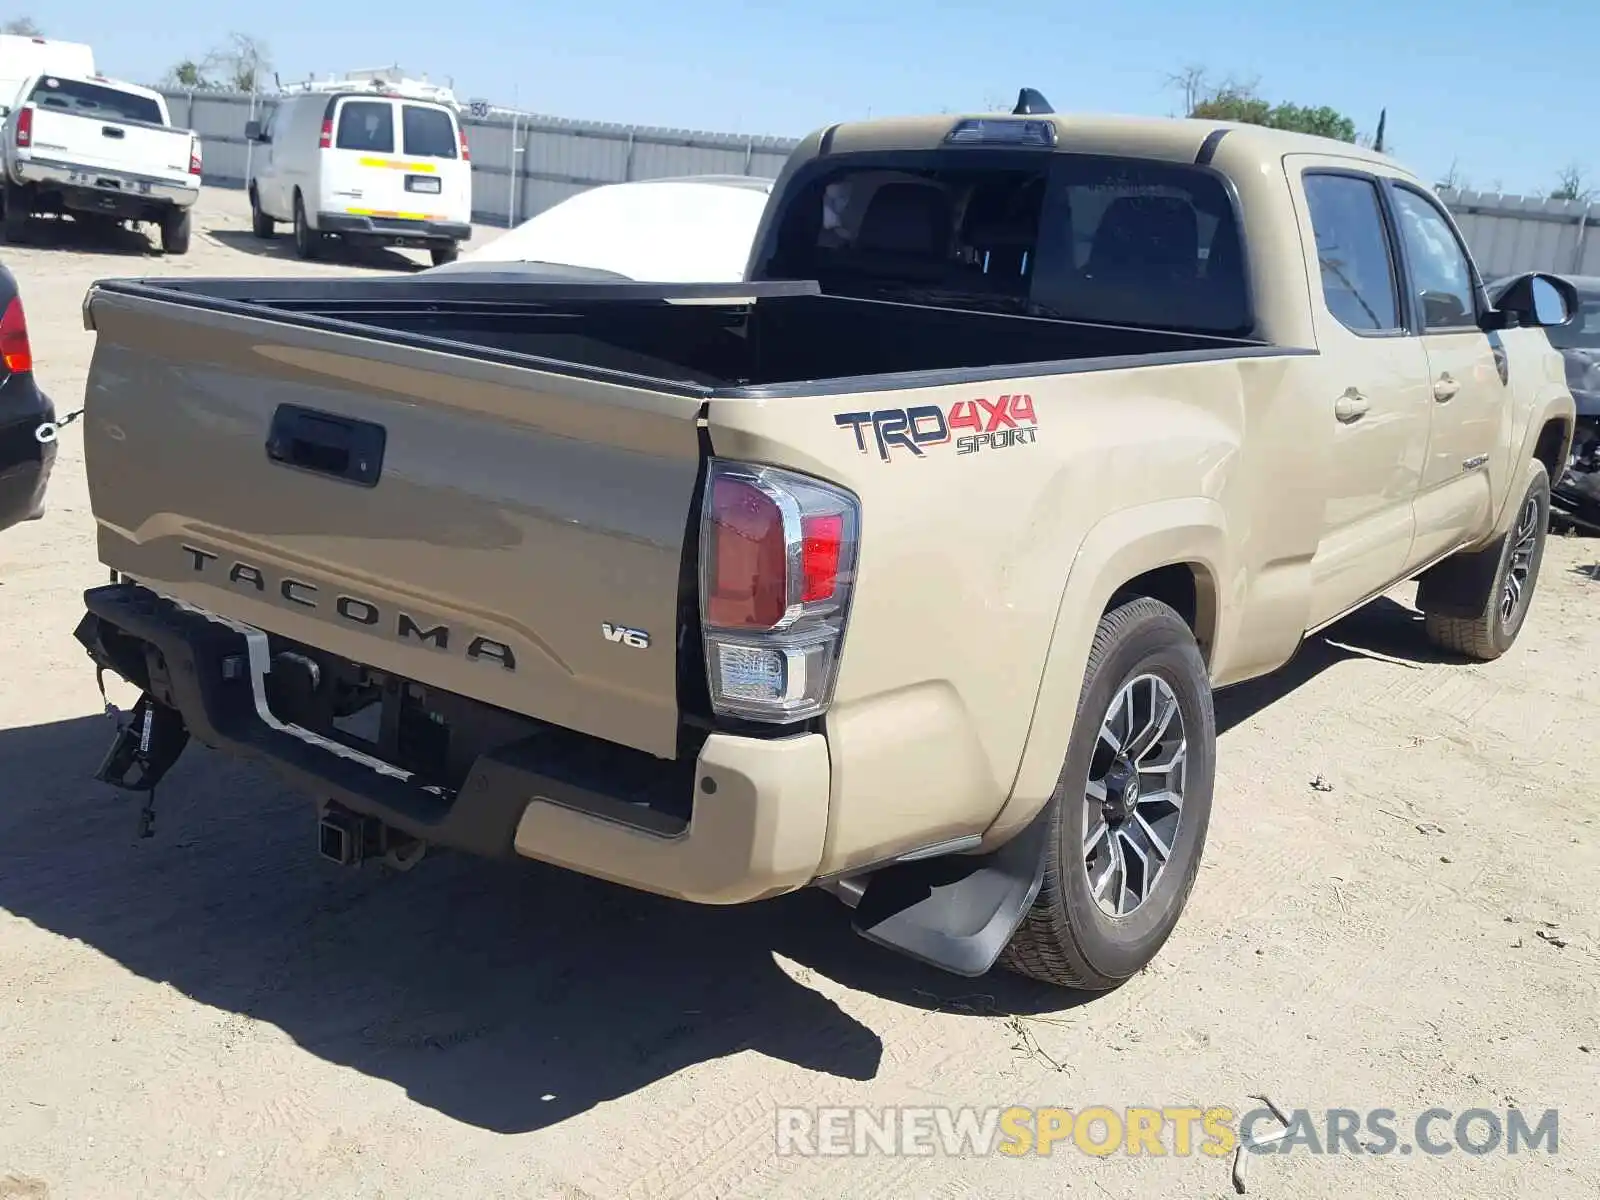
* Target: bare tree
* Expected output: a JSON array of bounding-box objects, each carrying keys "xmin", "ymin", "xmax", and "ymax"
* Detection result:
[
  {"xmin": 1163, "ymin": 64, "xmax": 1210, "ymax": 117},
  {"xmin": 2, "ymin": 16, "xmax": 43, "ymax": 35},
  {"xmin": 202, "ymin": 32, "xmax": 272, "ymax": 93},
  {"xmin": 1435, "ymin": 158, "xmax": 1467, "ymax": 193},
  {"xmin": 1550, "ymin": 163, "xmax": 1593, "ymax": 203}
]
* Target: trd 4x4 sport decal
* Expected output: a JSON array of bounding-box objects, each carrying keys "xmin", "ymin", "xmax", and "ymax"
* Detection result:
[{"xmin": 834, "ymin": 395, "xmax": 1038, "ymax": 462}]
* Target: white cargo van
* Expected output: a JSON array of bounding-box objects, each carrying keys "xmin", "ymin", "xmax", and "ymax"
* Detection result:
[
  {"xmin": 244, "ymin": 75, "xmax": 473, "ymax": 265},
  {"xmin": 0, "ymin": 34, "xmax": 94, "ymax": 116}
]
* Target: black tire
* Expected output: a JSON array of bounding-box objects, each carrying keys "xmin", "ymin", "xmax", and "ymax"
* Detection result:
[
  {"xmin": 293, "ymin": 193, "xmax": 321, "ymax": 261},
  {"xmin": 2, "ymin": 183, "xmax": 30, "ymax": 244},
  {"xmin": 1420, "ymin": 466, "xmax": 1551, "ymax": 661},
  {"xmin": 997, "ymin": 596, "xmax": 1216, "ymax": 991},
  {"xmin": 160, "ymin": 208, "xmax": 192, "ymax": 255},
  {"xmin": 429, "ymin": 242, "xmax": 459, "ymax": 267},
  {"xmin": 249, "ymin": 186, "xmax": 275, "ymax": 238}
]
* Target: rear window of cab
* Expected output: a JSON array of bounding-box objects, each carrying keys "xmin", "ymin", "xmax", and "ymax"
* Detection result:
[
  {"xmin": 333, "ymin": 99, "xmax": 457, "ymax": 158},
  {"xmin": 29, "ymin": 76, "xmax": 163, "ymax": 125}
]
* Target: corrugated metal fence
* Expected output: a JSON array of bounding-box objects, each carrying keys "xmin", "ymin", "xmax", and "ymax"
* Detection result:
[
  {"xmin": 1436, "ymin": 189, "xmax": 1600, "ymax": 279},
  {"xmin": 156, "ymin": 88, "xmax": 1600, "ymax": 274},
  {"xmin": 158, "ymin": 86, "xmax": 800, "ymax": 228}
]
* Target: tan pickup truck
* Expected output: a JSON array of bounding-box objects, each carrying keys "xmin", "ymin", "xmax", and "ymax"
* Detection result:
[{"xmin": 72, "ymin": 95, "xmax": 1578, "ymax": 991}]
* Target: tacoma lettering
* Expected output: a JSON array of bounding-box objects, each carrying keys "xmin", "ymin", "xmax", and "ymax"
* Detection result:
[{"xmin": 180, "ymin": 544, "xmax": 515, "ymax": 671}]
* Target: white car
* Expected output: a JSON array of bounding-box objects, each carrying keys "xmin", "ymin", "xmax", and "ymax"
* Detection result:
[
  {"xmin": 441, "ymin": 175, "xmax": 774, "ymax": 280},
  {"xmin": 1, "ymin": 71, "xmax": 201, "ymax": 253},
  {"xmin": 246, "ymin": 75, "xmax": 474, "ymax": 266}
]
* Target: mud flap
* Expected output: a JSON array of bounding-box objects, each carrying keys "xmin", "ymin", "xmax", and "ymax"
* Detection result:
[
  {"xmin": 1415, "ymin": 535, "xmax": 1506, "ymax": 619},
  {"xmin": 850, "ymin": 805, "xmax": 1053, "ymax": 978}
]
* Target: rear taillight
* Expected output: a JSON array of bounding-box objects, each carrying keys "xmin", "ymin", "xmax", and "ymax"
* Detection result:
[
  {"xmin": 1, "ymin": 294, "xmax": 33, "ymax": 374},
  {"xmin": 318, "ymin": 118, "xmax": 332, "ymax": 149},
  {"xmin": 189, "ymin": 136, "xmax": 202, "ymax": 176},
  {"xmin": 459, "ymin": 128, "xmax": 470, "ymax": 162},
  {"xmin": 698, "ymin": 460, "xmax": 860, "ymax": 723},
  {"xmin": 15, "ymin": 106, "xmax": 32, "ymax": 148}
]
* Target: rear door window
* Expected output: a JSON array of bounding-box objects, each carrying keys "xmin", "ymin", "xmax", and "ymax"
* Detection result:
[
  {"xmin": 29, "ymin": 77, "xmax": 163, "ymax": 124},
  {"xmin": 401, "ymin": 104, "xmax": 457, "ymax": 158},
  {"xmin": 335, "ymin": 100, "xmax": 394, "ymax": 153},
  {"xmin": 1301, "ymin": 173, "xmax": 1402, "ymax": 333}
]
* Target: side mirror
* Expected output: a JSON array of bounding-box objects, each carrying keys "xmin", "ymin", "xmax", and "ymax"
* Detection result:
[
  {"xmin": 244, "ymin": 120, "xmax": 266, "ymax": 142},
  {"xmin": 1486, "ymin": 271, "xmax": 1578, "ymax": 330}
]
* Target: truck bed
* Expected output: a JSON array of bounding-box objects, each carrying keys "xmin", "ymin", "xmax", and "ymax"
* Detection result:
[
  {"xmin": 92, "ymin": 274, "xmax": 1274, "ymax": 397},
  {"xmin": 79, "ymin": 273, "xmax": 1293, "ymax": 769}
]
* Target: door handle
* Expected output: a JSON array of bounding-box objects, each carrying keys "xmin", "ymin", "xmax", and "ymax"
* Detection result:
[
  {"xmin": 1433, "ymin": 373, "xmax": 1460, "ymax": 402},
  {"xmin": 1334, "ymin": 389, "xmax": 1370, "ymax": 423},
  {"xmin": 266, "ymin": 404, "xmax": 387, "ymax": 487}
]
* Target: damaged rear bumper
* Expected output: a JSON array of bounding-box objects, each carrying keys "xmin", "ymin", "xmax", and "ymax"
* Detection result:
[{"xmin": 74, "ymin": 582, "xmax": 830, "ymax": 904}]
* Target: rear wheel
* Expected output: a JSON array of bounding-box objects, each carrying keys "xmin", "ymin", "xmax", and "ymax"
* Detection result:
[
  {"xmin": 293, "ymin": 193, "xmax": 322, "ymax": 260},
  {"xmin": 250, "ymin": 186, "xmax": 275, "ymax": 238},
  {"xmin": 998, "ymin": 596, "xmax": 1216, "ymax": 991},
  {"xmin": 429, "ymin": 242, "xmax": 459, "ymax": 267},
  {"xmin": 1420, "ymin": 466, "xmax": 1550, "ymax": 660},
  {"xmin": 160, "ymin": 208, "xmax": 192, "ymax": 255},
  {"xmin": 1, "ymin": 183, "xmax": 30, "ymax": 243}
]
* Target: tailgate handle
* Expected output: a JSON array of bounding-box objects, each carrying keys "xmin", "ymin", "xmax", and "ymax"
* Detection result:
[
  {"xmin": 102, "ymin": 125, "xmax": 126, "ymax": 139},
  {"xmin": 266, "ymin": 405, "xmax": 386, "ymax": 487}
]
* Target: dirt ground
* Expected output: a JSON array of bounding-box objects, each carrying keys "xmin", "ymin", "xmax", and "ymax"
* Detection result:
[{"xmin": 1, "ymin": 190, "xmax": 1597, "ymax": 1200}]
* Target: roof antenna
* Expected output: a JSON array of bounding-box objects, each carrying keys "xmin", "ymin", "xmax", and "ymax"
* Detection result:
[
  {"xmin": 1372, "ymin": 108, "xmax": 1387, "ymax": 154},
  {"xmin": 1013, "ymin": 87, "xmax": 1053, "ymax": 115}
]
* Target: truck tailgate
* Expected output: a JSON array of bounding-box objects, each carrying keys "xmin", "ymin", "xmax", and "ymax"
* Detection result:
[
  {"xmin": 28, "ymin": 109, "xmax": 191, "ymax": 182},
  {"xmin": 82, "ymin": 285, "xmax": 706, "ymax": 759}
]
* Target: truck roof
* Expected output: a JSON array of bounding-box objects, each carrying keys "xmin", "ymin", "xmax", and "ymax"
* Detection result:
[{"xmin": 806, "ymin": 110, "xmax": 1416, "ymax": 181}]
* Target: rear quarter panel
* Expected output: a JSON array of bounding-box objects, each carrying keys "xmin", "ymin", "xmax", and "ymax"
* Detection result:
[{"xmin": 708, "ymin": 350, "xmax": 1323, "ymax": 874}]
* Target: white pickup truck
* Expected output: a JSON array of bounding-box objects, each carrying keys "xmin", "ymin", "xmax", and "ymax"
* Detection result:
[{"xmin": 2, "ymin": 71, "xmax": 201, "ymax": 254}]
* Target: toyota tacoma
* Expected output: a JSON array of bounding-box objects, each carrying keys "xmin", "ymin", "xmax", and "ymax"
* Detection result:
[{"xmin": 68, "ymin": 94, "xmax": 1577, "ymax": 989}]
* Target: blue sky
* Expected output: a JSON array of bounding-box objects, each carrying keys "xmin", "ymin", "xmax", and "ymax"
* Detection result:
[{"xmin": 41, "ymin": 0, "xmax": 1597, "ymax": 195}]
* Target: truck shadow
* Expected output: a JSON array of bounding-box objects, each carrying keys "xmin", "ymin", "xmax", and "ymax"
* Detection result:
[
  {"xmin": 0, "ymin": 713, "xmax": 1072, "ymax": 1135},
  {"xmin": 208, "ymin": 228, "xmax": 423, "ymax": 273},
  {"xmin": 3, "ymin": 214, "xmax": 161, "ymax": 257},
  {"xmin": 1215, "ymin": 595, "xmax": 1452, "ymax": 734}
]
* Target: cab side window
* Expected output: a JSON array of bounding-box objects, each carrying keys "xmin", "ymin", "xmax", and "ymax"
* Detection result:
[
  {"xmin": 1302, "ymin": 173, "xmax": 1401, "ymax": 333},
  {"xmin": 1390, "ymin": 186, "xmax": 1478, "ymax": 330}
]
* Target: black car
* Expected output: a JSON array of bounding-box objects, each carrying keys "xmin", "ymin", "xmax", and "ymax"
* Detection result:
[
  {"xmin": 1490, "ymin": 272, "xmax": 1600, "ymax": 531},
  {"xmin": 0, "ymin": 262, "xmax": 55, "ymax": 533},
  {"xmin": 1544, "ymin": 275, "xmax": 1600, "ymax": 530}
]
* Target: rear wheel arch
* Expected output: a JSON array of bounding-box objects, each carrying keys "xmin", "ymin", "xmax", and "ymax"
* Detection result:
[
  {"xmin": 1106, "ymin": 561, "xmax": 1218, "ymax": 666},
  {"xmin": 985, "ymin": 501, "xmax": 1230, "ymax": 847}
]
